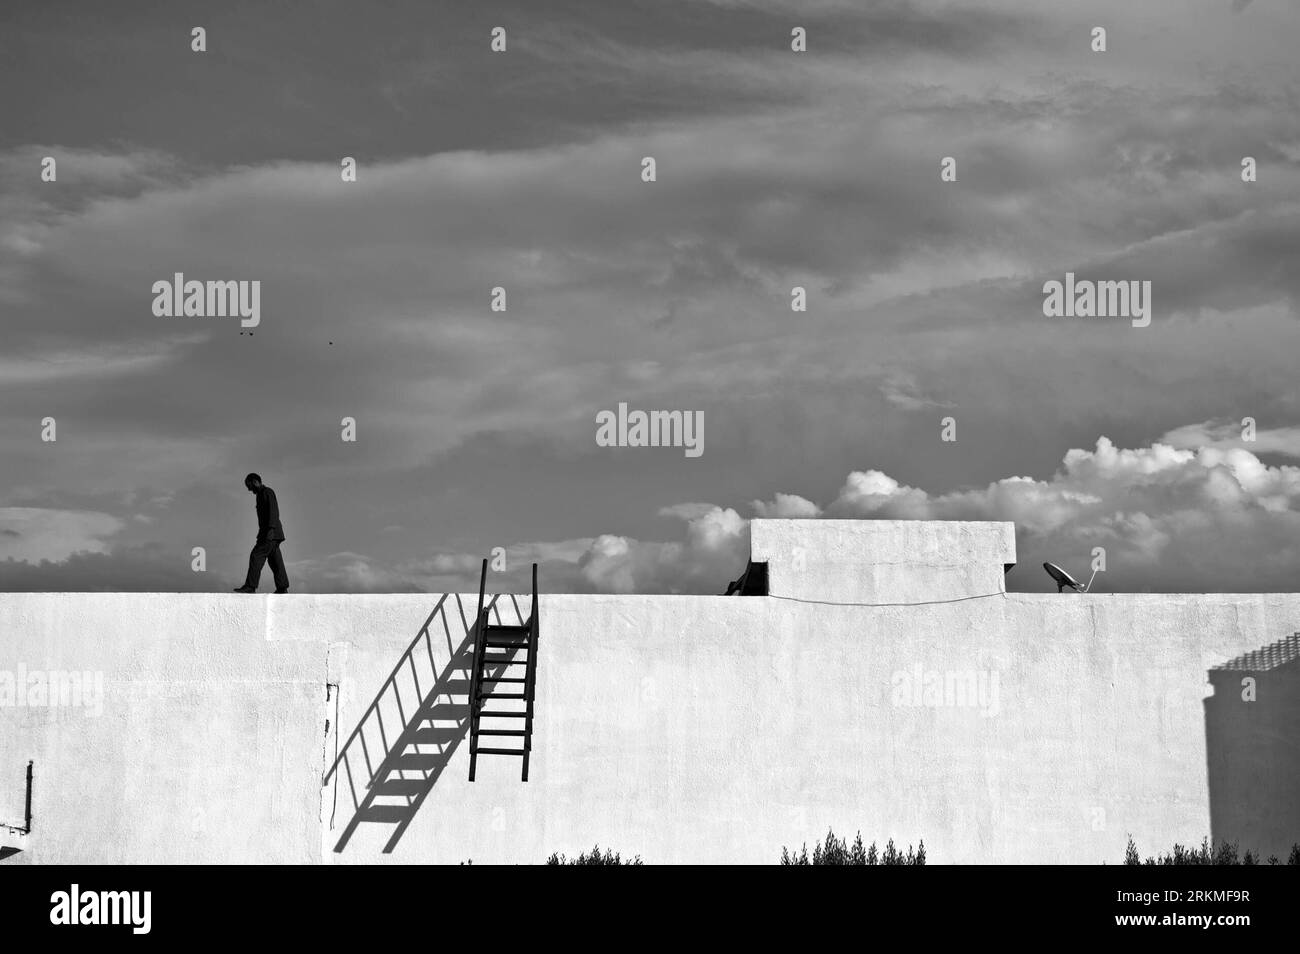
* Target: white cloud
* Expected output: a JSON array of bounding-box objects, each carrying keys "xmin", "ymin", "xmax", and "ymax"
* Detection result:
[
  {"xmin": 447, "ymin": 426, "xmax": 1300, "ymax": 594},
  {"xmin": 577, "ymin": 504, "xmax": 749, "ymax": 594},
  {"xmin": 1160, "ymin": 420, "xmax": 1300, "ymax": 459},
  {"xmin": 751, "ymin": 492, "xmax": 821, "ymax": 518}
]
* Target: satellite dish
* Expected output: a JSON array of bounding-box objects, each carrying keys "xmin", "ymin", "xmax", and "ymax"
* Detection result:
[{"xmin": 1043, "ymin": 562, "xmax": 1090, "ymax": 593}]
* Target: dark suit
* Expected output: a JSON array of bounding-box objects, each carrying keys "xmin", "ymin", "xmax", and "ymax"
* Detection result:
[{"xmin": 243, "ymin": 485, "xmax": 289, "ymax": 591}]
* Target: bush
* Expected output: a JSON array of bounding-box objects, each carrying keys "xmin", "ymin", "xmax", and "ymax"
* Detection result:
[
  {"xmin": 546, "ymin": 845, "xmax": 643, "ymax": 865},
  {"xmin": 781, "ymin": 829, "xmax": 925, "ymax": 865},
  {"xmin": 1124, "ymin": 836, "xmax": 1300, "ymax": 865}
]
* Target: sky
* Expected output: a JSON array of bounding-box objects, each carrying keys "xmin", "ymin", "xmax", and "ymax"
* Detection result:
[{"xmin": 2, "ymin": 0, "xmax": 1300, "ymax": 594}]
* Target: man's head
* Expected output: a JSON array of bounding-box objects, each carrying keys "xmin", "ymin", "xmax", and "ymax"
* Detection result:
[{"xmin": 244, "ymin": 473, "xmax": 263, "ymax": 493}]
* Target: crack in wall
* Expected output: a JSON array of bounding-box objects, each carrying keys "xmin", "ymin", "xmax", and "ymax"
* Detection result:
[{"xmin": 323, "ymin": 679, "xmax": 340, "ymax": 833}]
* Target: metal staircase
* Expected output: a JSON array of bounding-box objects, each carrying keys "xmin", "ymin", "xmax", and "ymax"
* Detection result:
[{"xmin": 468, "ymin": 559, "xmax": 540, "ymax": 782}]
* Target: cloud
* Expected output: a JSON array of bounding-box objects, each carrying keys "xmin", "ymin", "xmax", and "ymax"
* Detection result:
[
  {"xmin": 751, "ymin": 492, "xmax": 822, "ymax": 518},
  {"xmin": 0, "ymin": 337, "xmax": 205, "ymax": 386},
  {"xmin": 576, "ymin": 505, "xmax": 749, "ymax": 593},
  {"xmin": 11, "ymin": 422, "xmax": 1300, "ymax": 594},
  {"xmin": 0, "ymin": 508, "xmax": 124, "ymax": 563},
  {"xmin": 5, "ymin": 2, "xmax": 1300, "ymax": 600},
  {"xmin": 1160, "ymin": 420, "xmax": 1300, "ymax": 459},
  {"xmin": 818, "ymin": 430, "xmax": 1300, "ymax": 591},
  {"xmin": 397, "ymin": 424, "xmax": 1300, "ymax": 594},
  {"xmin": 284, "ymin": 552, "xmax": 426, "ymax": 594},
  {"xmin": 0, "ymin": 543, "xmax": 211, "ymax": 592},
  {"xmin": 392, "ymin": 507, "xmax": 750, "ymax": 595},
  {"xmin": 878, "ymin": 371, "xmax": 954, "ymax": 412},
  {"xmin": 277, "ymin": 538, "xmax": 601, "ymax": 594},
  {"xmin": 4, "ymin": 4, "xmax": 1299, "ymax": 514}
]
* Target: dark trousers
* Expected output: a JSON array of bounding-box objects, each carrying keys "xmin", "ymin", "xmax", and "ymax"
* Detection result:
[{"xmin": 245, "ymin": 538, "xmax": 289, "ymax": 591}]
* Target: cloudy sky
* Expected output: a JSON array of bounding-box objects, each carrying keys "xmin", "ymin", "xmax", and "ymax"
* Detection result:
[{"xmin": 2, "ymin": 0, "xmax": 1299, "ymax": 594}]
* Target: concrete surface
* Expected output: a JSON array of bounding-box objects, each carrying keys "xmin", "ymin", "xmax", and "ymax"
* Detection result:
[{"xmin": 1, "ymin": 520, "xmax": 1297, "ymax": 864}]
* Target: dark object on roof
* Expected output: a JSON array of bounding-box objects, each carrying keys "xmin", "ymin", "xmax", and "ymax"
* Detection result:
[
  {"xmin": 1043, "ymin": 562, "xmax": 1084, "ymax": 593},
  {"xmin": 725, "ymin": 561, "xmax": 768, "ymax": 596},
  {"xmin": 1211, "ymin": 633, "xmax": 1300, "ymax": 673}
]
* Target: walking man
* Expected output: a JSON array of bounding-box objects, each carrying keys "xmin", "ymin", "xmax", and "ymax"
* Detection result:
[{"xmin": 234, "ymin": 473, "xmax": 289, "ymax": 594}]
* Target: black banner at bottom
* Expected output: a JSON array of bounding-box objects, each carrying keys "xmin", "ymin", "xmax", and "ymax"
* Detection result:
[{"xmin": 0, "ymin": 862, "xmax": 1290, "ymax": 941}]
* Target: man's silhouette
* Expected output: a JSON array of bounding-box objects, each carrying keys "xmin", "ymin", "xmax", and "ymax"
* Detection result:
[{"xmin": 234, "ymin": 473, "xmax": 289, "ymax": 594}]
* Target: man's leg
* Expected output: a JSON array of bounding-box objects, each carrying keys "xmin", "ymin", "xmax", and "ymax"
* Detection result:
[
  {"xmin": 244, "ymin": 538, "xmax": 273, "ymax": 590},
  {"xmin": 267, "ymin": 542, "xmax": 289, "ymax": 592}
]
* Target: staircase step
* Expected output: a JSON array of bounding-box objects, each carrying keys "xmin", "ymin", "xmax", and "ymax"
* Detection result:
[
  {"xmin": 477, "ymin": 728, "xmax": 527, "ymax": 736},
  {"xmin": 482, "ymin": 691, "xmax": 526, "ymax": 699},
  {"xmin": 476, "ymin": 710, "xmax": 527, "ymax": 718},
  {"xmin": 486, "ymin": 624, "xmax": 531, "ymax": 634},
  {"xmin": 409, "ymin": 726, "xmax": 460, "ymax": 745},
  {"xmin": 358, "ymin": 805, "xmax": 410, "ymax": 823},
  {"xmin": 475, "ymin": 747, "xmax": 526, "ymax": 756},
  {"xmin": 480, "ymin": 676, "xmax": 526, "ymax": 683},
  {"xmin": 373, "ymin": 779, "xmax": 428, "ymax": 797},
  {"xmin": 480, "ymin": 656, "xmax": 527, "ymax": 665},
  {"xmin": 395, "ymin": 753, "xmax": 442, "ymax": 769},
  {"xmin": 423, "ymin": 703, "xmax": 469, "ymax": 719},
  {"xmin": 485, "ymin": 639, "xmax": 530, "ymax": 649}
]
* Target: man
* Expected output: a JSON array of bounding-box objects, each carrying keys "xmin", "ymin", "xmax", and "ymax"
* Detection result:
[{"xmin": 233, "ymin": 473, "xmax": 289, "ymax": 594}]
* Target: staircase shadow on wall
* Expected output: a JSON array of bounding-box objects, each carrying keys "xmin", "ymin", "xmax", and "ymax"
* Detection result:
[
  {"xmin": 324, "ymin": 592, "xmax": 528, "ymax": 854},
  {"xmin": 1204, "ymin": 641, "xmax": 1300, "ymax": 860}
]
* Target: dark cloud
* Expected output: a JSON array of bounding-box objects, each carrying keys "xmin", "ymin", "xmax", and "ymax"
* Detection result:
[
  {"xmin": 0, "ymin": 1, "xmax": 1045, "ymax": 163},
  {"xmin": 0, "ymin": 544, "xmax": 213, "ymax": 593},
  {"xmin": 4, "ymin": 1, "xmax": 1300, "ymax": 592}
]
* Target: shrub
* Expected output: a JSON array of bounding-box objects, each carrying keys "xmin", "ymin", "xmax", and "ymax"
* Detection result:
[
  {"xmin": 1124, "ymin": 836, "xmax": 1300, "ymax": 865},
  {"xmin": 781, "ymin": 829, "xmax": 925, "ymax": 865},
  {"xmin": 546, "ymin": 845, "xmax": 643, "ymax": 865}
]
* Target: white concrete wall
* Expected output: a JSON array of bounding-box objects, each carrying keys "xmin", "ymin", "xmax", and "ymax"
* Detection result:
[
  {"xmin": 0, "ymin": 593, "xmax": 323, "ymax": 864},
  {"xmin": 2, "ymin": 521, "xmax": 1297, "ymax": 864},
  {"xmin": 3, "ymin": 590, "xmax": 1297, "ymax": 864}
]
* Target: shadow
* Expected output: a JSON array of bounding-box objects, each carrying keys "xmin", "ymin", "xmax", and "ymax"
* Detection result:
[
  {"xmin": 323, "ymin": 591, "xmax": 528, "ymax": 854},
  {"xmin": 724, "ymin": 560, "xmax": 767, "ymax": 596},
  {"xmin": 1205, "ymin": 633, "xmax": 1300, "ymax": 859},
  {"xmin": 0, "ymin": 846, "xmax": 20, "ymax": 861}
]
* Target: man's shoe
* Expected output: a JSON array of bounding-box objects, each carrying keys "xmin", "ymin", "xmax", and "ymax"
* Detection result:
[
  {"xmin": 273, "ymin": 588, "xmax": 289, "ymax": 594},
  {"xmin": 233, "ymin": 586, "xmax": 256, "ymax": 593}
]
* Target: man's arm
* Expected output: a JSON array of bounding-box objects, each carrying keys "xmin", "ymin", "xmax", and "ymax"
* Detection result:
[{"xmin": 256, "ymin": 489, "xmax": 271, "ymax": 535}]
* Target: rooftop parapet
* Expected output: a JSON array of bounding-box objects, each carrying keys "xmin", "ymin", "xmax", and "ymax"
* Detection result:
[{"xmin": 748, "ymin": 519, "xmax": 1016, "ymax": 604}]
